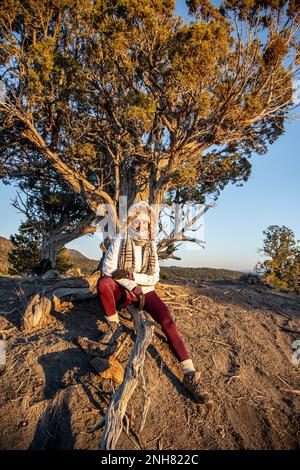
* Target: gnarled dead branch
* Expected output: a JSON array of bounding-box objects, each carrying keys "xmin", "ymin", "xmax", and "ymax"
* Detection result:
[
  {"xmin": 99, "ymin": 306, "xmax": 155, "ymax": 450},
  {"xmin": 22, "ymin": 272, "xmax": 99, "ymax": 332}
]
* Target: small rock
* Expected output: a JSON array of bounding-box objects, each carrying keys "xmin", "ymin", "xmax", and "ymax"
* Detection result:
[
  {"xmin": 90, "ymin": 356, "xmax": 124, "ymax": 385},
  {"xmin": 41, "ymin": 270, "xmax": 60, "ymax": 281}
]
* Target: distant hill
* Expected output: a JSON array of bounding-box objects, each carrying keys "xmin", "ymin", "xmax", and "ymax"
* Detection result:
[
  {"xmin": 160, "ymin": 265, "xmax": 245, "ymax": 282},
  {"xmin": 0, "ymin": 235, "xmax": 99, "ymax": 275},
  {"xmin": 67, "ymin": 249, "xmax": 99, "ymax": 275},
  {"xmin": 0, "ymin": 236, "xmax": 13, "ymax": 274}
]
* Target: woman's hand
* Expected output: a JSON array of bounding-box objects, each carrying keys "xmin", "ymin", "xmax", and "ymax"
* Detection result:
[
  {"xmin": 111, "ymin": 269, "xmax": 134, "ymax": 280},
  {"xmin": 132, "ymin": 286, "xmax": 145, "ymax": 310}
]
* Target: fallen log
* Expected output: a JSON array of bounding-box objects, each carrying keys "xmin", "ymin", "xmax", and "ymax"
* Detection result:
[
  {"xmin": 22, "ymin": 293, "xmax": 52, "ymax": 331},
  {"xmin": 22, "ymin": 271, "xmax": 99, "ymax": 332},
  {"xmin": 99, "ymin": 306, "xmax": 155, "ymax": 450}
]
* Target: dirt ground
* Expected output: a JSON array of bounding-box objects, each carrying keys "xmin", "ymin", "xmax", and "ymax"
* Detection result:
[{"xmin": 0, "ymin": 272, "xmax": 299, "ymax": 450}]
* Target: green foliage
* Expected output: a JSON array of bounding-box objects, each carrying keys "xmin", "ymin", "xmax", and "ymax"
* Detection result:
[
  {"xmin": 255, "ymin": 225, "xmax": 300, "ymax": 293},
  {"xmin": 8, "ymin": 222, "xmax": 41, "ymax": 275},
  {"xmin": 170, "ymin": 163, "xmax": 199, "ymax": 188},
  {"xmin": 56, "ymin": 248, "xmax": 73, "ymax": 273},
  {"xmin": 0, "ymin": 0, "xmax": 299, "ymax": 237},
  {"xmin": 125, "ymin": 91, "xmax": 157, "ymax": 132},
  {"xmin": 19, "ymin": 177, "xmax": 92, "ymax": 230},
  {"xmin": 8, "ymin": 170, "xmax": 93, "ymax": 272},
  {"xmin": 221, "ymin": 0, "xmax": 300, "ymax": 22},
  {"xmin": 8, "ymin": 222, "xmax": 73, "ymax": 276},
  {"xmin": 187, "ymin": 0, "xmax": 223, "ymax": 19}
]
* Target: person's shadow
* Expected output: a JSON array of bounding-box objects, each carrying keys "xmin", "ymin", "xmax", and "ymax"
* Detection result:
[
  {"xmin": 28, "ymin": 295, "xmax": 109, "ymax": 450},
  {"xmin": 29, "ymin": 348, "xmax": 88, "ymax": 449}
]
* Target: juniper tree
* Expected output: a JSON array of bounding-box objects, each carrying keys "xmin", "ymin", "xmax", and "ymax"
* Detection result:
[
  {"xmin": 256, "ymin": 224, "xmax": 300, "ymax": 292},
  {"xmin": 11, "ymin": 171, "xmax": 96, "ymax": 271},
  {"xmin": 1, "ymin": 0, "xmax": 299, "ymax": 256},
  {"xmin": 8, "ymin": 221, "xmax": 41, "ymax": 275},
  {"xmin": 8, "ymin": 221, "xmax": 73, "ymax": 275}
]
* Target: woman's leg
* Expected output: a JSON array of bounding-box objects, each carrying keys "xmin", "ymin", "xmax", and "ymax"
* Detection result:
[
  {"xmin": 97, "ymin": 275, "xmax": 138, "ymax": 323},
  {"xmin": 143, "ymin": 290, "xmax": 195, "ymax": 373}
]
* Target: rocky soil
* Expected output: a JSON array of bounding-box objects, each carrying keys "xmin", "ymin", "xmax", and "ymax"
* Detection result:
[{"xmin": 0, "ymin": 270, "xmax": 299, "ymax": 450}]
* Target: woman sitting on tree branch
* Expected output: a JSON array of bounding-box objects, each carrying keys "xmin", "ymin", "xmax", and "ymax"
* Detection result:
[{"xmin": 96, "ymin": 201, "xmax": 210, "ymax": 404}]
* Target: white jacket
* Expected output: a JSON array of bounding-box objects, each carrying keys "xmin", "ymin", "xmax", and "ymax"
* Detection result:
[{"xmin": 102, "ymin": 232, "xmax": 160, "ymax": 294}]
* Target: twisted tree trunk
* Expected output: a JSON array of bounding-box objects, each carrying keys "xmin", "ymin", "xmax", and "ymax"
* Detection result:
[
  {"xmin": 40, "ymin": 231, "xmax": 63, "ymax": 271},
  {"xmin": 38, "ymin": 213, "xmax": 97, "ymax": 273}
]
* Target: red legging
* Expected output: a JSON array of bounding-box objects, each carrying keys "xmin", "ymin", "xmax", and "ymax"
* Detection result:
[{"xmin": 97, "ymin": 275, "xmax": 190, "ymax": 362}]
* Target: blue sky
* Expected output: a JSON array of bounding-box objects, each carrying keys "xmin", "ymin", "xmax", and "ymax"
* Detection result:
[{"xmin": 0, "ymin": 1, "xmax": 299, "ymax": 272}]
